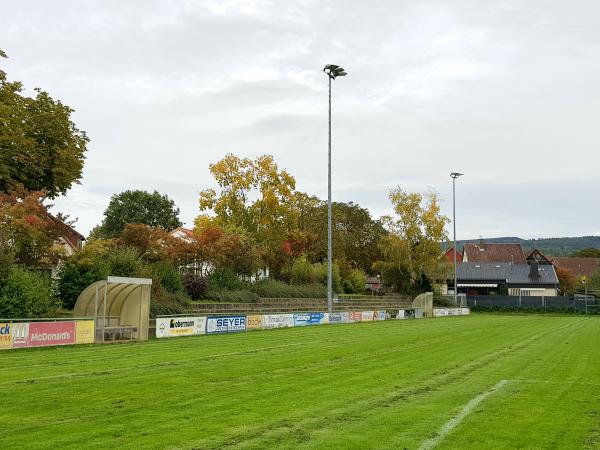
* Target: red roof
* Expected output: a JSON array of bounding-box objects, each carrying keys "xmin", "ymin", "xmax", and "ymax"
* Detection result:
[
  {"xmin": 551, "ymin": 257, "xmax": 600, "ymax": 278},
  {"xmin": 443, "ymin": 247, "xmax": 463, "ymax": 263},
  {"xmin": 463, "ymin": 243, "xmax": 526, "ymax": 264}
]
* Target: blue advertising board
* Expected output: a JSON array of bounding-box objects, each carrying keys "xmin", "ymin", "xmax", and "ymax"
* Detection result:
[
  {"xmin": 206, "ymin": 315, "xmax": 246, "ymax": 334},
  {"xmin": 329, "ymin": 312, "xmax": 349, "ymax": 324},
  {"xmin": 293, "ymin": 312, "xmax": 328, "ymax": 327}
]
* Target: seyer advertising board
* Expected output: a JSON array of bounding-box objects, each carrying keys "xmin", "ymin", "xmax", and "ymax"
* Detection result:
[{"xmin": 206, "ymin": 315, "xmax": 246, "ymax": 334}]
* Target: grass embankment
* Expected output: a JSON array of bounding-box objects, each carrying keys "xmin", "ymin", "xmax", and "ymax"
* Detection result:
[{"xmin": 1, "ymin": 314, "xmax": 599, "ymax": 449}]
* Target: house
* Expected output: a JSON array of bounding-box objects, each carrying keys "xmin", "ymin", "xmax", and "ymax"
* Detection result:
[
  {"xmin": 168, "ymin": 227, "xmax": 195, "ymax": 243},
  {"xmin": 49, "ymin": 215, "xmax": 85, "ymax": 277},
  {"xmin": 551, "ymin": 257, "xmax": 600, "ymax": 280},
  {"xmin": 462, "ymin": 242, "xmax": 526, "ymax": 264},
  {"xmin": 448, "ymin": 262, "xmax": 558, "ymax": 297},
  {"xmin": 443, "ymin": 247, "xmax": 462, "ymax": 263},
  {"xmin": 525, "ymin": 249, "xmax": 553, "ymax": 265}
]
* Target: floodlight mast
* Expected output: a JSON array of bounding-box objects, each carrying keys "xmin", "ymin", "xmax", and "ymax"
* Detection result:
[
  {"xmin": 323, "ymin": 64, "xmax": 347, "ymax": 314},
  {"xmin": 450, "ymin": 172, "xmax": 463, "ymax": 308}
]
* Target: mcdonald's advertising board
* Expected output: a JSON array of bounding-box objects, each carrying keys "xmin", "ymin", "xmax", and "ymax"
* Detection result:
[
  {"xmin": 28, "ymin": 321, "xmax": 76, "ymax": 347},
  {"xmin": 12, "ymin": 322, "xmax": 29, "ymax": 348}
]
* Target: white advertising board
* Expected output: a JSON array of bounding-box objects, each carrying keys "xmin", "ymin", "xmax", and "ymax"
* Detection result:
[
  {"xmin": 361, "ymin": 311, "xmax": 375, "ymax": 321},
  {"xmin": 156, "ymin": 317, "xmax": 207, "ymax": 338},
  {"xmin": 263, "ymin": 314, "xmax": 294, "ymax": 329}
]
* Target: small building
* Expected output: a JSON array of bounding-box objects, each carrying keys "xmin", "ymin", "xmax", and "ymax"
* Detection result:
[
  {"xmin": 462, "ymin": 243, "xmax": 526, "ymax": 264},
  {"xmin": 443, "ymin": 247, "xmax": 463, "ymax": 263},
  {"xmin": 365, "ymin": 276, "xmax": 383, "ymax": 291},
  {"xmin": 449, "ymin": 262, "xmax": 558, "ymax": 297}
]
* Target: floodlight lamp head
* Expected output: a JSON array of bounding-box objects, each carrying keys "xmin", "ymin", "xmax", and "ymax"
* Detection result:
[
  {"xmin": 450, "ymin": 172, "xmax": 463, "ymax": 179},
  {"xmin": 324, "ymin": 64, "xmax": 347, "ymax": 79}
]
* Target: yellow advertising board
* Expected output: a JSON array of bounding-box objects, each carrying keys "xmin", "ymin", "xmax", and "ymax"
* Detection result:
[
  {"xmin": 0, "ymin": 323, "xmax": 12, "ymax": 350},
  {"xmin": 75, "ymin": 320, "xmax": 95, "ymax": 344},
  {"xmin": 246, "ymin": 315, "xmax": 264, "ymax": 330}
]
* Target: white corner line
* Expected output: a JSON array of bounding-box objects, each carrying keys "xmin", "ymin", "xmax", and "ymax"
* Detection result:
[{"xmin": 418, "ymin": 379, "xmax": 509, "ymax": 450}]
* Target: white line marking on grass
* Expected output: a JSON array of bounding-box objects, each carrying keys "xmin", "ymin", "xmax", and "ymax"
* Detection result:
[{"xmin": 418, "ymin": 379, "xmax": 509, "ymax": 450}]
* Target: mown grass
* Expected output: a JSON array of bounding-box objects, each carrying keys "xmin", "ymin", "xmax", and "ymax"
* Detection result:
[{"xmin": 0, "ymin": 314, "xmax": 599, "ymax": 449}]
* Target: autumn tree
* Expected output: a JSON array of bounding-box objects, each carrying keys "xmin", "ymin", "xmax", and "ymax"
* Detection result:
[
  {"xmin": 95, "ymin": 190, "xmax": 182, "ymax": 238},
  {"xmin": 198, "ymin": 154, "xmax": 296, "ymax": 275},
  {"xmin": 374, "ymin": 188, "xmax": 450, "ymax": 294},
  {"xmin": 556, "ymin": 267, "xmax": 577, "ymax": 294},
  {"xmin": 0, "ymin": 50, "xmax": 88, "ymax": 198},
  {"xmin": 0, "ymin": 190, "xmax": 65, "ymax": 270}
]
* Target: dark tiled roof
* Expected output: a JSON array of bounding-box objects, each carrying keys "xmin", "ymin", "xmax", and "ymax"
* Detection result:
[
  {"xmin": 463, "ymin": 243, "xmax": 526, "ymax": 264},
  {"xmin": 552, "ymin": 257, "xmax": 600, "ymax": 278},
  {"xmin": 456, "ymin": 263, "xmax": 558, "ymax": 285}
]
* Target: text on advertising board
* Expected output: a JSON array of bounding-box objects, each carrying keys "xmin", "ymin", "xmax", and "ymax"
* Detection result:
[
  {"xmin": 28, "ymin": 321, "xmax": 76, "ymax": 347},
  {"xmin": 0, "ymin": 323, "xmax": 12, "ymax": 350},
  {"xmin": 206, "ymin": 316, "xmax": 246, "ymax": 334}
]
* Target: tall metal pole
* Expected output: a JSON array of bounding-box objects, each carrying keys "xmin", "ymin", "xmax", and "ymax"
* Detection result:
[
  {"xmin": 327, "ymin": 75, "xmax": 333, "ymax": 313},
  {"xmin": 453, "ymin": 176, "xmax": 457, "ymax": 307}
]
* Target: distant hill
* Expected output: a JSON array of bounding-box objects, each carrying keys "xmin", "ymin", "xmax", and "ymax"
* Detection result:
[{"xmin": 449, "ymin": 236, "xmax": 600, "ymax": 257}]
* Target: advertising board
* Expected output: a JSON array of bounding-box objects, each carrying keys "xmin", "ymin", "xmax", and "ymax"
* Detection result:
[
  {"xmin": 28, "ymin": 321, "xmax": 76, "ymax": 347},
  {"xmin": 329, "ymin": 312, "xmax": 349, "ymax": 324},
  {"xmin": 461, "ymin": 308, "xmax": 470, "ymax": 315},
  {"xmin": 433, "ymin": 308, "xmax": 448, "ymax": 317},
  {"xmin": 263, "ymin": 314, "xmax": 294, "ymax": 329},
  {"xmin": 246, "ymin": 315, "xmax": 264, "ymax": 330},
  {"xmin": 373, "ymin": 310, "xmax": 387, "ymax": 321},
  {"xmin": 348, "ymin": 311, "xmax": 362, "ymax": 322},
  {"xmin": 293, "ymin": 312, "xmax": 328, "ymax": 326},
  {"xmin": 12, "ymin": 322, "xmax": 29, "ymax": 348},
  {"xmin": 398, "ymin": 309, "xmax": 416, "ymax": 319},
  {"xmin": 75, "ymin": 320, "xmax": 95, "ymax": 344},
  {"xmin": 156, "ymin": 317, "xmax": 207, "ymax": 338},
  {"xmin": 361, "ymin": 311, "xmax": 375, "ymax": 321},
  {"xmin": 0, "ymin": 323, "xmax": 12, "ymax": 350},
  {"xmin": 206, "ymin": 315, "xmax": 246, "ymax": 334}
]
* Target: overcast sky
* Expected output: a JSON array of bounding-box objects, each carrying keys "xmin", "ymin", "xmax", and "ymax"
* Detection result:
[{"xmin": 3, "ymin": 0, "xmax": 600, "ymax": 240}]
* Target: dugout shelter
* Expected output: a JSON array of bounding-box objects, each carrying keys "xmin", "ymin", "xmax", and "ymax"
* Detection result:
[{"xmin": 74, "ymin": 276, "xmax": 152, "ymax": 342}]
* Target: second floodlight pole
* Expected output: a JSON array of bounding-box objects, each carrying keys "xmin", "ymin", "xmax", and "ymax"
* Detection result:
[
  {"xmin": 323, "ymin": 64, "xmax": 347, "ymax": 314},
  {"xmin": 327, "ymin": 73, "xmax": 333, "ymax": 314}
]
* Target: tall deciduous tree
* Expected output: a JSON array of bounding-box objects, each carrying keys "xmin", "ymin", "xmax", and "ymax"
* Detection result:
[
  {"xmin": 556, "ymin": 267, "xmax": 576, "ymax": 294},
  {"xmin": 96, "ymin": 190, "xmax": 182, "ymax": 238},
  {"xmin": 0, "ymin": 50, "xmax": 88, "ymax": 198},
  {"xmin": 374, "ymin": 188, "xmax": 450, "ymax": 294},
  {"xmin": 198, "ymin": 154, "xmax": 296, "ymax": 274}
]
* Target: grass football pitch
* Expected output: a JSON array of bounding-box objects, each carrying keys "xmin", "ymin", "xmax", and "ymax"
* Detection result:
[{"xmin": 1, "ymin": 314, "xmax": 599, "ymax": 449}]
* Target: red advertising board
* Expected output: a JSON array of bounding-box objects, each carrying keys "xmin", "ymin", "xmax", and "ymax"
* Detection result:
[{"xmin": 27, "ymin": 321, "xmax": 76, "ymax": 347}]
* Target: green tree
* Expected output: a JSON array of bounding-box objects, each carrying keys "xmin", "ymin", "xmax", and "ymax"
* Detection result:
[
  {"xmin": 572, "ymin": 248, "xmax": 600, "ymax": 258},
  {"xmin": 374, "ymin": 188, "xmax": 450, "ymax": 295},
  {"xmin": 96, "ymin": 190, "xmax": 182, "ymax": 238},
  {"xmin": 0, "ymin": 50, "xmax": 88, "ymax": 198},
  {"xmin": 0, "ymin": 267, "xmax": 57, "ymax": 318}
]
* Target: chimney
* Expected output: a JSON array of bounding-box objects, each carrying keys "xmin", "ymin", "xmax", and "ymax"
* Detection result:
[{"xmin": 529, "ymin": 261, "xmax": 540, "ymax": 281}]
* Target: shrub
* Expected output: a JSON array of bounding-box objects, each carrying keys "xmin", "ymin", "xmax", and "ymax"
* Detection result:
[
  {"xmin": 312, "ymin": 262, "xmax": 342, "ymax": 292},
  {"xmin": 150, "ymin": 288, "xmax": 190, "ymax": 318},
  {"xmin": 343, "ymin": 268, "xmax": 367, "ymax": 294},
  {"xmin": 0, "ymin": 267, "xmax": 58, "ymax": 318},
  {"xmin": 290, "ymin": 257, "xmax": 317, "ymax": 284},
  {"xmin": 208, "ymin": 268, "xmax": 242, "ymax": 290},
  {"xmin": 249, "ymin": 279, "xmax": 327, "ymax": 298},
  {"xmin": 183, "ymin": 273, "xmax": 209, "ymax": 300},
  {"xmin": 205, "ymin": 289, "xmax": 260, "ymax": 303},
  {"xmin": 151, "ymin": 261, "xmax": 184, "ymax": 294}
]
